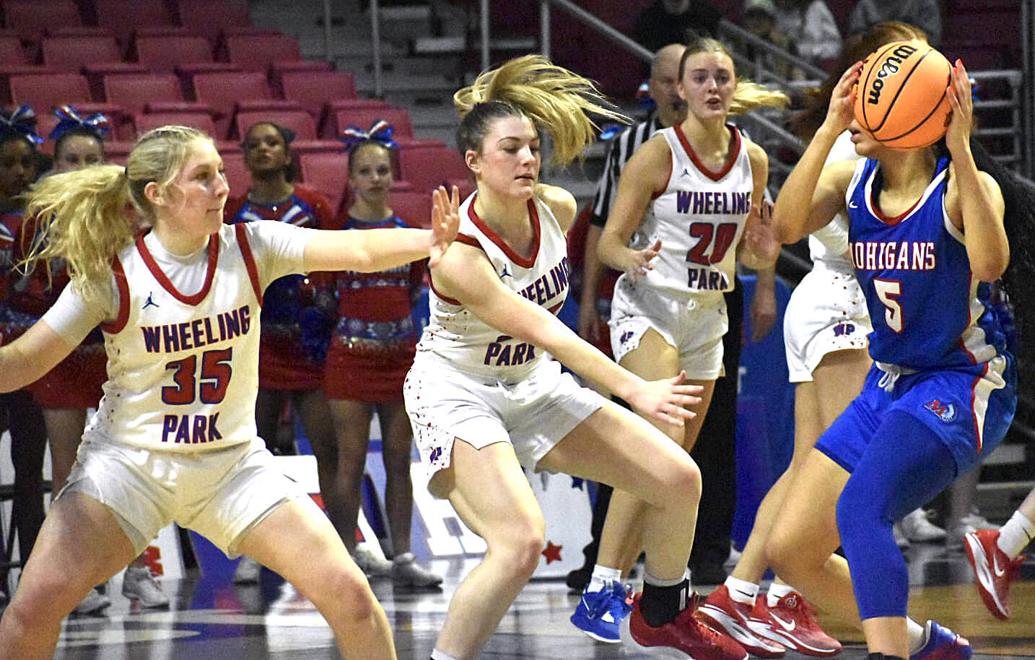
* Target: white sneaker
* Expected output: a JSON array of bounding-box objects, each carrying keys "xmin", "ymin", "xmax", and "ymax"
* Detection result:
[
  {"xmin": 122, "ymin": 566, "xmax": 170, "ymax": 608},
  {"xmin": 234, "ymin": 557, "xmax": 262, "ymax": 584},
  {"xmin": 352, "ymin": 543, "xmax": 393, "ymax": 578},
  {"xmin": 893, "ymin": 523, "xmax": 911, "ymax": 549},
  {"xmin": 900, "ymin": 509, "xmax": 947, "ymax": 543},
  {"xmin": 390, "ymin": 553, "xmax": 443, "ymax": 588},
  {"xmin": 74, "ymin": 588, "xmax": 111, "ymax": 615},
  {"xmin": 960, "ymin": 509, "xmax": 999, "ymax": 531}
]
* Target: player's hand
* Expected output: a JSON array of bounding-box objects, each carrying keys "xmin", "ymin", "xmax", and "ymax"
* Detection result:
[
  {"xmin": 823, "ymin": 61, "xmax": 862, "ymax": 135},
  {"xmin": 621, "ymin": 239, "xmax": 661, "ymax": 282},
  {"xmin": 627, "ymin": 371, "xmax": 702, "ymax": 428},
  {"xmin": 945, "ymin": 59, "xmax": 973, "ymax": 158},
  {"xmin": 744, "ymin": 201, "xmax": 780, "ymax": 264},
  {"xmin": 428, "ymin": 185, "xmax": 460, "ymax": 268}
]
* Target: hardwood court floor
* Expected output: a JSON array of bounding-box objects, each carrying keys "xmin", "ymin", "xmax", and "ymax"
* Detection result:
[{"xmin": 51, "ymin": 543, "xmax": 1034, "ymax": 659}]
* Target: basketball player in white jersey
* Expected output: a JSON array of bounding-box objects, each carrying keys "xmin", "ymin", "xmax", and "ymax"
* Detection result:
[
  {"xmin": 0, "ymin": 125, "xmax": 458, "ymax": 660},
  {"xmin": 573, "ymin": 36, "xmax": 787, "ymax": 649},
  {"xmin": 406, "ymin": 55, "xmax": 745, "ymax": 660}
]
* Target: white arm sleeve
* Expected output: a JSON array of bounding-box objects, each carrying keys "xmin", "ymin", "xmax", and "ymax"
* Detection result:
[
  {"xmin": 40, "ymin": 279, "xmax": 116, "ymax": 346},
  {"xmin": 242, "ymin": 221, "xmax": 318, "ymax": 289}
]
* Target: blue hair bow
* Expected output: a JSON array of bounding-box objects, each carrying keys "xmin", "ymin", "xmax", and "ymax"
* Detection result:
[
  {"xmin": 339, "ymin": 120, "xmax": 398, "ymax": 152},
  {"xmin": 0, "ymin": 104, "xmax": 43, "ymax": 144},
  {"xmin": 48, "ymin": 105, "xmax": 111, "ymax": 143}
]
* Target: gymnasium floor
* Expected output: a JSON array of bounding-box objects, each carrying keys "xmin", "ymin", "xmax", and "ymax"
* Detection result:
[{"xmin": 51, "ymin": 542, "xmax": 1035, "ymax": 659}]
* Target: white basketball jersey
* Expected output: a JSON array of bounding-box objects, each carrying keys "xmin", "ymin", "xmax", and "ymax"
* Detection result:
[
  {"xmin": 808, "ymin": 131, "xmax": 857, "ymax": 269},
  {"xmin": 625, "ymin": 124, "xmax": 753, "ymax": 303},
  {"xmin": 416, "ymin": 193, "xmax": 571, "ymax": 383},
  {"xmin": 84, "ymin": 224, "xmax": 263, "ymax": 452}
]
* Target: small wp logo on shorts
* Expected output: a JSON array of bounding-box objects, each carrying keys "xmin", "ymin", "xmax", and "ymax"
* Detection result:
[
  {"xmin": 429, "ymin": 447, "xmax": 443, "ymax": 463},
  {"xmin": 833, "ymin": 322, "xmax": 856, "ymax": 337},
  {"xmin": 619, "ymin": 330, "xmax": 635, "ymax": 345},
  {"xmin": 924, "ymin": 399, "xmax": 956, "ymax": 423}
]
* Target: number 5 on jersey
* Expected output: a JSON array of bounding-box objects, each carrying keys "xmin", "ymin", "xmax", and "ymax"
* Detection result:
[{"xmin": 874, "ymin": 279, "xmax": 904, "ymax": 333}]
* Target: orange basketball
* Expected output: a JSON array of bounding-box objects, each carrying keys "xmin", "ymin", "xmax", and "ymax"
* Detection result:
[{"xmin": 853, "ymin": 40, "xmax": 952, "ymax": 149}]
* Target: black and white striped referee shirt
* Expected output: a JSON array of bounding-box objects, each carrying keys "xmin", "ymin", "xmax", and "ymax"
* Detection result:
[{"xmin": 589, "ymin": 113, "xmax": 664, "ymax": 228}]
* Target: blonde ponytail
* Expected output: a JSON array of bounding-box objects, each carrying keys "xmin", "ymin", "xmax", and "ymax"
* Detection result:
[
  {"xmin": 454, "ymin": 55, "xmax": 628, "ymax": 165},
  {"xmin": 23, "ymin": 165, "xmax": 133, "ymax": 299}
]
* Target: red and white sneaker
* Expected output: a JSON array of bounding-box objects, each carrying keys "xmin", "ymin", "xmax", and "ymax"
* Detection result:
[
  {"xmin": 746, "ymin": 592, "xmax": 843, "ymax": 657},
  {"xmin": 963, "ymin": 529, "xmax": 1024, "ymax": 620},
  {"xmin": 696, "ymin": 586, "xmax": 786, "ymax": 658},
  {"xmin": 621, "ymin": 593, "xmax": 748, "ymax": 660}
]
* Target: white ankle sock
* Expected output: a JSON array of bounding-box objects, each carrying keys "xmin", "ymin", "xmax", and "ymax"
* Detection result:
[
  {"xmin": 997, "ymin": 511, "xmax": 1035, "ymax": 559},
  {"xmin": 724, "ymin": 576, "xmax": 758, "ymax": 605},
  {"xmin": 588, "ymin": 565, "xmax": 621, "ymax": 592},
  {"xmin": 767, "ymin": 582, "xmax": 794, "ymax": 607},
  {"xmin": 907, "ymin": 618, "xmax": 927, "ymax": 654},
  {"xmin": 430, "ymin": 649, "xmax": 459, "ymax": 660}
]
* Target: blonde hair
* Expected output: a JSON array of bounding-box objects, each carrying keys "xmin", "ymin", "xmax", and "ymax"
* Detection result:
[
  {"xmin": 679, "ymin": 37, "xmax": 789, "ymax": 115},
  {"xmin": 22, "ymin": 125, "xmax": 213, "ymax": 298},
  {"xmin": 454, "ymin": 54, "xmax": 628, "ymax": 165}
]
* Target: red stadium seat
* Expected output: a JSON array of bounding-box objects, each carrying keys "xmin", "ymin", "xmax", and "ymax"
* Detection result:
[
  {"xmin": 326, "ymin": 106, "xmax": 415, "ymax": 141},
  {"xmin": 93, "ymin": 0, "xmax": 175, "ymax": 47},
  {"xmin": 268, "ymin": 60, "xmax": 333, "ymax": 97},
  {"xmin": 235, "ymin": 109, "xmax": 318, "ymax": 141},
  {"xmin": 220, "ymin": 150, "xmax": 250, "ymax": 197},
  {"xmin": 174, "ymin": 0, "xmax": 252, "ymax": 46},
  {"xmin": 281, "ymin": 70, "xmax": 357, "ymax": 121},
  {"xmin": 191, "ymin": 71, "xmax": 271, "ymax": 137},
  {"xmin": 222, "ymin": 34, "xmax": 301, "ymax": 73},
  {"xmin": 0, "ymin": 35, "xmax": 28, "ymax": 65},
  {"xmin": 10, "ymin": 72, "xmax": 92, "ymax": 107},
  {"xmin": 104, "ymin": 74, "xmax": 183, "ymax": 116},
  {"xmin": 102, "ymin": 140, "xmax": 133, "ymax": 165},
  {"xmin": 390, "ymin": 190, "xmax": 433, "ymax": 228},
  {"xmin": 2, "ymin": 0, "xmax": 81, "ymax": 44},
  {"xmin": 40, "ymin": 35, "xmax": 122, "ymax": 71},
  {"xmin": 133, "ymin": 111, "xmax": 216, "ymax": 138},
  {"xmin": 135, "ymin": 35, "xmax": 214, "ymax": 74},
  {"xmin": 397, "ymin": 143, "xmax": 472, "ymax": 193},
  {"xmin": 0, "ymin": 65, "xmax": 60, "ymax": 105},
  {"xmin": 299, "ymin": 151, "xmax": 349, "ymax": 216}
]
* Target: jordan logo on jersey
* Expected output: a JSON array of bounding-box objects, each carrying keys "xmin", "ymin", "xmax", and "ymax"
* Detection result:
[
  {"xmin": 143, "ymin": 292, "xmax": 160, "ymax": 310},
  {"xmin": 924, "ymin": 399, "xmax": 956, "ymax": 423},
  {"xmin": 499, "ymin": 264, "xmax": 512, "ymax": 279}
]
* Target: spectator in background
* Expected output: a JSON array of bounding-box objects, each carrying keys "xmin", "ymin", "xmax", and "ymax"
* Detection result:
[
  {"xmin": 323, "ymin": 123, "xmax": 441, "ymax": 588},
  {"xmin": 741, "ymin": 0, "xmax": 798, "ymax": 81},
  {"xmin": 224, "ymin": 121, "xmax": 341, "ymax": 585},
  {"xmin": 0, "ymin": 106, "xmax": 47, "ymax": 606},
  {"xmin": 848, "ymin": 0, "xmax": 942, "ymax": 46},
  {"xmin": 635, "ymin": 0, "xmax": 723, "ymax": 53},
  {"xmin": 774, "ymin": 0, "xmax": 842, "ymax": 65}
]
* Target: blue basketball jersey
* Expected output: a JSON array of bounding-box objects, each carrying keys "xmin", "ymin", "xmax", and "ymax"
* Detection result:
[{"xmin": 846, "ymin": 156, "xmax": 1006, "ymax": 370}]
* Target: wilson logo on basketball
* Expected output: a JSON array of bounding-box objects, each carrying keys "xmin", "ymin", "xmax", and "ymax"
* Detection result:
[{"xmin": 866, "ymin": 43, "xmax": 918, "ymax": 105}]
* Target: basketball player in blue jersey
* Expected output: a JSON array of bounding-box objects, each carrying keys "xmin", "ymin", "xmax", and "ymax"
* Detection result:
[
  {"xmin": 0, "ymin": 125, "xmax": 458, "ymax": 660},
  {"xmin": 406, "ymin": 55, "xmax": 744, "ymax": 660},
  {"xmin": 767, "ymin": 55, "xmax": 1022, "ymax": 659}
]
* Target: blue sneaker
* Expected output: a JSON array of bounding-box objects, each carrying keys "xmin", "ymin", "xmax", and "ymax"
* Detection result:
[
  {"xmin": 570, "ymin": 581, "xmax": 631, "ymax": 644},
  {"xmin": 910, "ymin": 620, "xmax": 972, "ymax": 660}
]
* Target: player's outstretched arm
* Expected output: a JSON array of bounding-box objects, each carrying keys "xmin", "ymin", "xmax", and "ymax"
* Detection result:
[
  {"xmin": 431, "ymin": 245, "xmax": 702, "ymax": 428},
  {"xmin": 0, "ymin": 320, "xmax": 75, "ymax": 393},
  {"xmin": 304, "ymin": 185, "xmax": 460, "ymax": 273}
]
